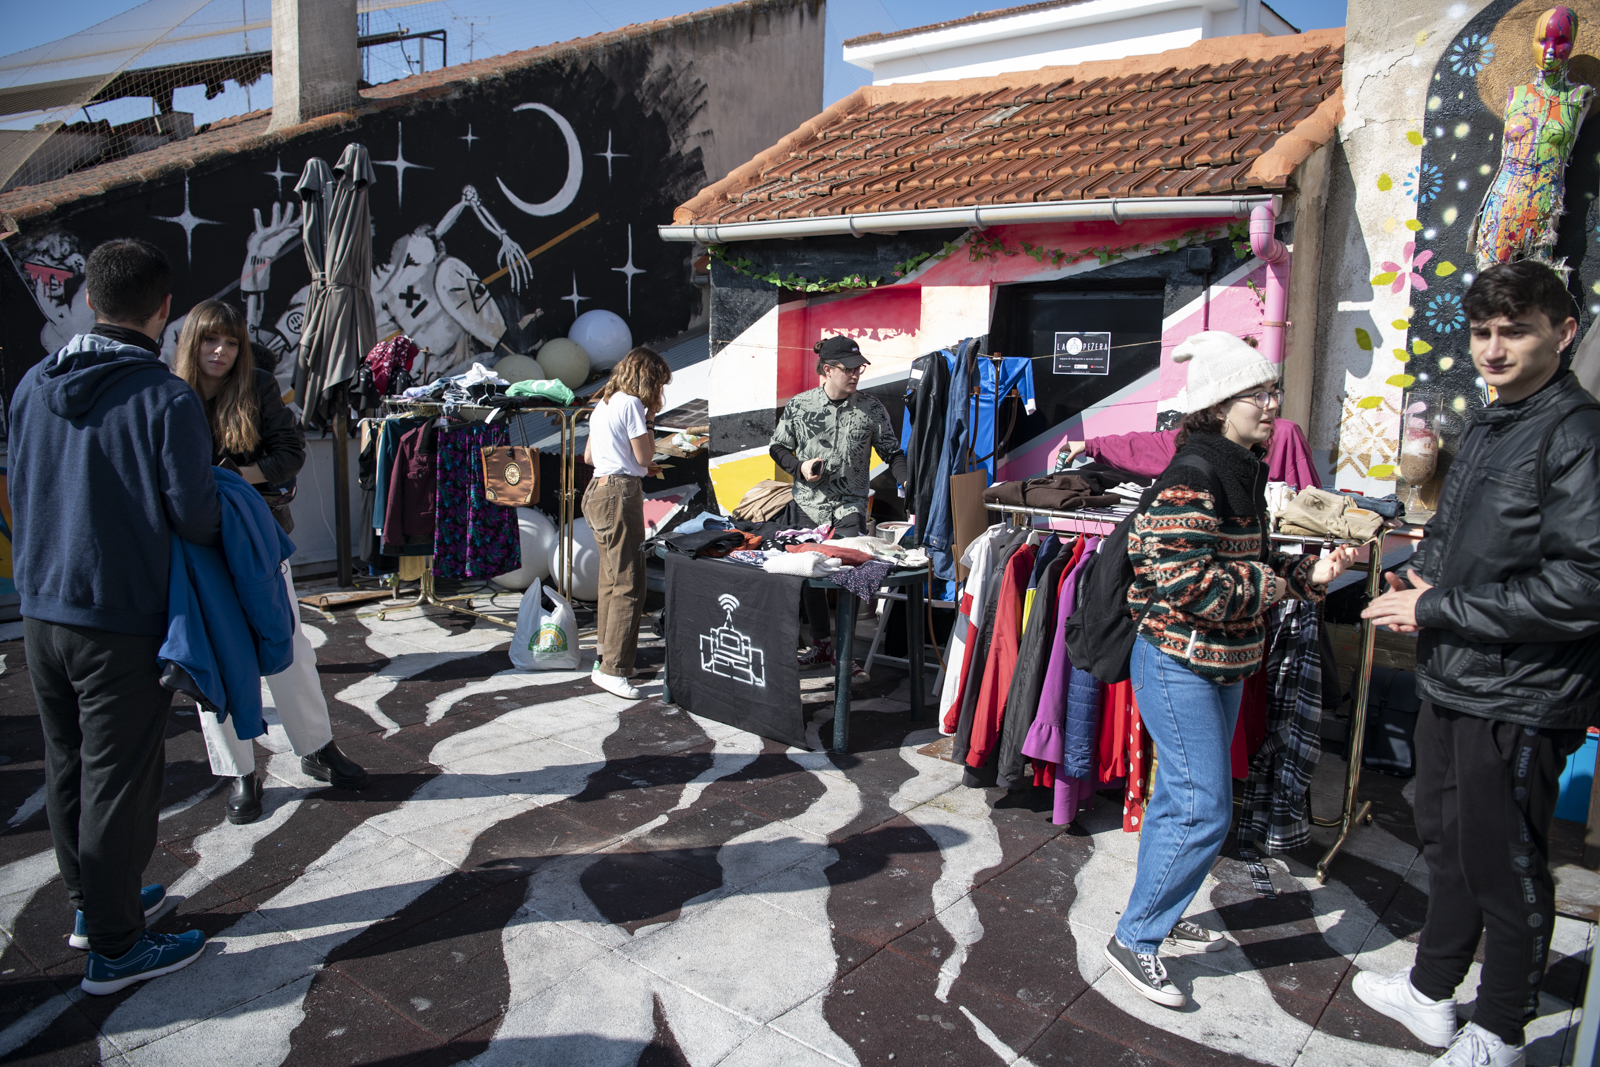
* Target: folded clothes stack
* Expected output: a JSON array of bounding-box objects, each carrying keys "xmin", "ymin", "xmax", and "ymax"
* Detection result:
[{"xmin": 982, "ymin": 473, "xmax": 1121, "ymax": 511}]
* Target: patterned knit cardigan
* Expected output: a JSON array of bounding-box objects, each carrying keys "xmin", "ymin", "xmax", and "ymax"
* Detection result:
[{"xmin": 1126, "ymin": 432, "xmax": 1325, "ymax": 684}]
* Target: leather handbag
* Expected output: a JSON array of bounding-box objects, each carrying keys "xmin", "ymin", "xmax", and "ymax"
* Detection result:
[{"xmin": 481, "ymin": 414, "xmax": 539, "ymax": 506}]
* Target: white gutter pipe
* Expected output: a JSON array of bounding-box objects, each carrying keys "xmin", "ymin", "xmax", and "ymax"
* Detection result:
[{"xmin": 658, "ymin": 195, "xmax": 1273, "ymax": 244}]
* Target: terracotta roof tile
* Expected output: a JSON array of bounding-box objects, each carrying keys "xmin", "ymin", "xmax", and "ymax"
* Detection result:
[
  {"xmin": 1138, "ymin": 125, "xmax": 1188, "ymax": 148},
  {"xmin": 1147, "ymin": 143, "xmax": 1200, "ymax": 169},
  {"xmin": 671, "ymin": 28, "xmax": 1347, "ymax": 226},
  {"xmin": 1182, "ymin": 119, "xmax": 1236, "ymax": 145},
  {"xmin": 1143, "ymin": 168, "xmax": 1210, "ymax": 197},
  {"xmin": 762, "ymin": 156, "xmax": 815, "ymax": 181},
  {"xmin": 1027, "ymin": 79, "xmax": 1074, "ymax": 102},
  {"xmin": 1184, "ymin": 160, "xmax": 1256, "ymax": 195},
  {"xmin": 1186, "ymin": 99, "xmax": 1233, "ymax": 123}
]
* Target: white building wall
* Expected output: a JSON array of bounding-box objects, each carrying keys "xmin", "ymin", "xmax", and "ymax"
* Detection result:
[
  {"xmin": 868, "ymin": 13, "xmax": 1205, "ymax": 84},
  {"xmin": 845, "ymin": 0, "xmax": 1296, "ymax": 85}
]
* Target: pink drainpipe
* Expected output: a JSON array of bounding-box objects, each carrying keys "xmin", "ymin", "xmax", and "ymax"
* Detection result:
[{"xmin": 1249, "ymin": 199, "xmax": 1290, "ymax": 366}]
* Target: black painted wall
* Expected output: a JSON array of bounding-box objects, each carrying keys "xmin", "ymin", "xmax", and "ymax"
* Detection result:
[{"xmin": 1, "ymin": 42, "xmax": 717, "ymax": 411}]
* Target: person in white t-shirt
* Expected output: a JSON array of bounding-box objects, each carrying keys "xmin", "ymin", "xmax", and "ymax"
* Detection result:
[{"xmin": 582, "ymin": 346, "xmax": 671, "ymax": 699}]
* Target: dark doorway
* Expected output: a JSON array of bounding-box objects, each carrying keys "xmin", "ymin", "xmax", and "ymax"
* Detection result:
[{"xmin": 991, "ymin": 280, "xmax": 1166, "ymax": 450}]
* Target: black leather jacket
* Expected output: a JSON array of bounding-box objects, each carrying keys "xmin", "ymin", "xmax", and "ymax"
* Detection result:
[
  {"xmin": 1411, "ymin": 373, "xmax": 1600, "ymax": 728},
  {"xmin": 213, "ymin": 368, "xmax": 305, "ymax": 533}
]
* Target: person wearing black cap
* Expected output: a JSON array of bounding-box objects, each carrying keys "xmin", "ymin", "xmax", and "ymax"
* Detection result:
[{"xmin": 769, "ymin": 335, "xmax": 910, "ymax": 669}]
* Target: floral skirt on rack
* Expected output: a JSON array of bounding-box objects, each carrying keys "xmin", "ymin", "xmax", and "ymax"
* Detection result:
[{"xmin": 434, "ymin": 421, "xmax": 522, "ymax": 580}]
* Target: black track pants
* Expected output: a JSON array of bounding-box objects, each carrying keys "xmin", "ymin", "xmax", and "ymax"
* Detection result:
[
  {"xmin": 1409, "ymin": 701, "xmax": 1584, "ymax": 1047},
  {"xmin": 27, "ymin": 618, "xmax": 173, "ymax": 958}
]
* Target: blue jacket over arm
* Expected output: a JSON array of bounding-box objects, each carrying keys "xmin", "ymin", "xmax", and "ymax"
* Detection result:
[{"xmin": 160, "ymin": 468, "xmax": 295, "ymax": 740}]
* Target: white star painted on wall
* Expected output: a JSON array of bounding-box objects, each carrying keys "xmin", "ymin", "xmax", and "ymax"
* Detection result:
[
  {"xmin": 151, "ymin": 173, "xmax": 222, "ymax": 266},
  {"xmin": 374, "ymin": 123, "xmax": 432, "ymax": 209},
  {"xmin": 461, "ymin": 124, "xmax": 478, "ymax": 150},
  {"xmin": 266, "ymin": 155, "xmax": 293, "ymax": 195},
  {"xmin": 562, "ymin": 272, "xmax": 590, "ymax": 316},
  {"xmin": 610, "ymin": 225, "xmax": 645, "ymax": 315},
  {"xmin": 595, "ymin": 130, "xmax": 628, "ymax": 182}
]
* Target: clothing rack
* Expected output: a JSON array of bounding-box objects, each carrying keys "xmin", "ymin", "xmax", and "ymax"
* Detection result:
[
  {"xmin": 373, "ymin": 401, "xmax": 593, "ymax": 627},
  {"xmin": 989, "ymin": 501, "xmax": 1387, "ymax": 883}
]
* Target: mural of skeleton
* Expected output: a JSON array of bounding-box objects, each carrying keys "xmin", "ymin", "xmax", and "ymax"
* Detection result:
[{"xmin": 235, "ymin": 184, "xmax": 533, "ymax": 398}]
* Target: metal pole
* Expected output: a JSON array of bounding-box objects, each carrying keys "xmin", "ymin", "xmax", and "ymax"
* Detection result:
[
  {"xmin": 1315, "ymin": 537, "xmax": 1383, "ymax": 882},
  {"xmin": 332, "ymin": 386, "xmax": 353, "ymax": 589},
  {"xmin": 1574, "ymin": 941, "xmax": 1600, "ymax": 1067}
]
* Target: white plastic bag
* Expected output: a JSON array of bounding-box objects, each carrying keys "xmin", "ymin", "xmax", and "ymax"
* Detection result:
[{"xmin": 509, "ymin": 580, "xmax": 580, "ymax": 671}]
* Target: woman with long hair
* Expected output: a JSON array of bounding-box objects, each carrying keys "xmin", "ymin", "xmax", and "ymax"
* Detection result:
[
  {"xmin": 582, "ymin": 345, "xmax": 671, "ymax": 700},
  {"xmin": 173, "ymin": 300, "xmax": 368, "ymax": 824},
  {"xmin": 1102, "ymin": 332, "xmax": 1356, "ymax": 1007}
]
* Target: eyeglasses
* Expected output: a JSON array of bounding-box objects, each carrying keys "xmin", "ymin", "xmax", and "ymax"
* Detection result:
[{"xmin": 1230, "ymin": 388, "xmax": 1283, "ymax": 408}]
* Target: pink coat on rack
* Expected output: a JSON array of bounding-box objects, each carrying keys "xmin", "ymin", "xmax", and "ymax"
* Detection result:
[{"xmin": 1062, "ymin": 419, "xmax": 1321, "ymax": 491}]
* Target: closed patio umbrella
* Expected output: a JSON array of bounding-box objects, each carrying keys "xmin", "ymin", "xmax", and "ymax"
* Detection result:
[
  {"xmin": 294, "ymin": 144, "xmax": 376, "ymax": 586},
  {"xmin": 294, "ymin": 144, "xmax": 375, "ymax": 427}
]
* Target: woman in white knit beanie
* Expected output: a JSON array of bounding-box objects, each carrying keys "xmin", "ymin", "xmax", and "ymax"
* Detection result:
[{"xmin": 1101, "ymin": 331, "xmax": 1357, "ymax": 1009}]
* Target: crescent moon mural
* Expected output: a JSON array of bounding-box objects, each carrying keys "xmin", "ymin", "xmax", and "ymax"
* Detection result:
[{"xmin": 496, "ymin": 103, "xmax": 583, "ymax": 217}]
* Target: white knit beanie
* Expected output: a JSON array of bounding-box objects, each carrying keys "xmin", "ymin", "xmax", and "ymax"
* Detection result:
[{"xmin": 1171, "ymin": 331, "xmax": 1279, "ymax": 413}]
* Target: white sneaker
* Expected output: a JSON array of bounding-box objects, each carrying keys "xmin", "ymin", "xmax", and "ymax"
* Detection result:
[
  {"xmin": 590, "ymin": 668, "xmax": 642, "ymax": 700},
  {"xmin": 1431, "ymin": 1022, "xmax": 1524, "ymax": 1067},
  {"xmin": 1352, "ymin": 968, "xmax": 1457, "ymax": 1047}
]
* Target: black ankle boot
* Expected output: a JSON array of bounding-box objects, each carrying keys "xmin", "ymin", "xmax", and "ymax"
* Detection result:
[
  {"xmin": 226, "ymin": 774, "xmax": 262, "ymax": 824},
  {"xmin": 300, "ymin": 742, "xmax": 369, "ymax": 791}
]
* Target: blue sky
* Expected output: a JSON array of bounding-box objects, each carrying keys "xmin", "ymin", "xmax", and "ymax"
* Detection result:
[
  {"xmin": 4, "ymin": 0, "xmax": 1347, "ymax": 126},
  {"xmin": 7, "ymin": 0, "xmax": 1347, "ymax": 63}
]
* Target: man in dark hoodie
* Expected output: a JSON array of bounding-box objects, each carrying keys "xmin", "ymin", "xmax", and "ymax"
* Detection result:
[{"xmin": 10, "ymin": 238, "xmax": 220, "ymax": 995}]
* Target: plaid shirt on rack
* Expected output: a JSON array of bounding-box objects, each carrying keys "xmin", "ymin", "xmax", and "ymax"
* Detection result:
[{"xmin": 1238, "ymin": 599, "xmax": 1324, "ymax": 853}]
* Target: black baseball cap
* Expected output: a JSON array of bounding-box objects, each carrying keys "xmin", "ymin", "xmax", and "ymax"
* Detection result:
[{"xmin": 815, "ymin": 335, "xmax": 870, "ymax": 369}]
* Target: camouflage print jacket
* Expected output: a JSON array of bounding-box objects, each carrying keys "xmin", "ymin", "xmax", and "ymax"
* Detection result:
[{"xmin": 769, "ymin": 386, "xmax": 905, "ymax": 525}]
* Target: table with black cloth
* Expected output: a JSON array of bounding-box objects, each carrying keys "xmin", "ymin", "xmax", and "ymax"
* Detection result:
[{"xmin": 661, "ymin": 555, "xmax": 931, "ymax": 753}]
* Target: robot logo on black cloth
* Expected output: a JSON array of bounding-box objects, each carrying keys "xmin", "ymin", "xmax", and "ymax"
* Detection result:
[{"xmin": 699, "ymin": 595, "xmax": 766, "ymax": 687}]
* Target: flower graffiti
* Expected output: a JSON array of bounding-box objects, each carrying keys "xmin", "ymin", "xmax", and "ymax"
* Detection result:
[
  {"xmin": 1424, "ymin": 291, "xmax": 1465, "ymax": 334},
  {"xmin": 1373, "ymin": 241, "xmax": 1434, "ymax": 294},
  {"xmin": 1403, "ymin": 162, "xmax": 1445, "ymax": 204},
  {"xmin": 1447, "ymin": 33, "xmax": 1496, "ymax": 77}
]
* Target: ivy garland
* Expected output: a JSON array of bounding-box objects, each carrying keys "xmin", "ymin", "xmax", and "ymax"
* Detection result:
[
  {"xmin": 708, "ymin": 222, "xmax": 1234, "ymax": 291},
  {"xmin": 707, "ymin": 239, "xmax": 966, "ymax": 294}
]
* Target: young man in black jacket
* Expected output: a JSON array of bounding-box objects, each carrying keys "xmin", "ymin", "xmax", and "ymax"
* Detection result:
[
  {"xmin": 10, "ymin": 239, "xmax": 219, "ymax": 994},
  {"xmin": 1356, "ymin": 261, "xmax": 1600, "ymax": 1067}
]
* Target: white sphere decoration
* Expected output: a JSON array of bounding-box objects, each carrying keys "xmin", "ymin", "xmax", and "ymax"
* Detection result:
[
  {"xmin": 568, "ymin": 310, "xmax": 632, "ymax": 371},
  {"xmin": 538, "ymin": 337, "xmax": 591, "ymax": 389},
  {"xmin": 490, "ymin": 508, "xmax": 556, "ymax": 590},
  {"xmin": 548, "ymin": 517, "xmax": 600, "ymax": 601},
  {"xmin": 493, "ymin": 353, "xmax": 545, "ymax": 384}
]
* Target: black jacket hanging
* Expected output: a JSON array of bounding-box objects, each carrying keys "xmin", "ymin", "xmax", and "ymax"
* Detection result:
[{"xmin": 904, "ymin": 351, "xmax": 951, "ymax": 534}]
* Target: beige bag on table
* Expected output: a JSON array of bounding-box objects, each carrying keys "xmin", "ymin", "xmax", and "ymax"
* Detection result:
[{"xmin": 1277, "ymin": 487, "xmax": 1383, "ymax": 541}]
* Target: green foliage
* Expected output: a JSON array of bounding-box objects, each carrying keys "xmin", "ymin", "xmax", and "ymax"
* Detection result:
[
  {"xmin": 1227, "ymin": 220, "xmax": 1253, "ymax": 260},
  {"xmin": 706, "ymin": 237, "xmax": 966, "ymax": 293}
]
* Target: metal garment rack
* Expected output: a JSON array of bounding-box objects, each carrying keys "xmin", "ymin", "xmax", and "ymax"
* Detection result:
[
  {"xmin": 375, "ymin": 401, "xmax": 593, "ymax": 628},
  {"xmin": 989, "ymin": 502, "xmax": 1387, "ymax": 883}
]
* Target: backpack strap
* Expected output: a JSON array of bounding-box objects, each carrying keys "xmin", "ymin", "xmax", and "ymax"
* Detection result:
[{"xmin": 1536, "ymin": 401, "xmax": 1600, "ymax": 505}]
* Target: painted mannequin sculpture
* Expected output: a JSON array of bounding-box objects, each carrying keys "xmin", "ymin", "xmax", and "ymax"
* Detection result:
[{"xmin": 1471, "ymin": 7, "xmax": 1593, "ymax": 270}]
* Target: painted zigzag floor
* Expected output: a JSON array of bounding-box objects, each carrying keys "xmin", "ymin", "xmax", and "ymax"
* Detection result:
[{"xmin": 0, "ymin": 592, "xmax": 1592, "ymax": 1067}]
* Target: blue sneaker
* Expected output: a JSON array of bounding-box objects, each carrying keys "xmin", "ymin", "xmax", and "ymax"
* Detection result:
[
  {"xmin": 81, "ymin": 929, "xmax": 206, "ymax": 995},
  {"xmin": 69, "ymin": 884, "xmax": 168, "ymax": 950}
]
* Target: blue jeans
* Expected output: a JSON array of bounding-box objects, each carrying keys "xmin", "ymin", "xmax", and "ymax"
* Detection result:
[{"xmin": 1115, "ymin": 636, "xmax": 1243, "ymax": 954}]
